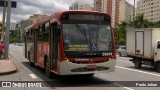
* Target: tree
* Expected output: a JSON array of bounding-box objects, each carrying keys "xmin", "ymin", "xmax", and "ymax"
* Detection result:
[
  {"xmin": 114, "ymin": 13, "xmax": 160, "ymax": 45},
  {"xmin": 9, "ymin": 34, "xmax": 21, "ymax": 43},
  {"xmin": 155, "ymin": 21, "xmax": 160, "ymax": 28},
  {"xmin": 114, "ymin": 21, "xmax": 129, "ymax": 45},
  {"xmin": 134, "ymin": 13, "xmax": 150, "ymax": 28}
]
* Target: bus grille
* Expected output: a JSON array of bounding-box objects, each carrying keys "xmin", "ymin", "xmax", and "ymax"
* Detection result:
[{"xmin": 71, "ymin": 66, "xmax": 109, "ymax": 72}]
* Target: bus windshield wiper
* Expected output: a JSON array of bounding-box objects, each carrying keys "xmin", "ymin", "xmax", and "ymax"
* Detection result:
[{"xmin": 75, "ymin": 24, "xmax": 89, "ymax": 44}]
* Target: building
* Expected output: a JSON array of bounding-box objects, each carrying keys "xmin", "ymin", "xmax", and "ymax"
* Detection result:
[
  {"xmin": 10, "ymin": 22, "xmax": 16, "ymax": 31},
  {"xmin": 69, "ymin": 2, "xmax": 93, "ymax": 11},
  {"xmin": 0, "ymin": 21, "xmax": 17, "ymax": 40},
  {"xmin": 19, "ymin": 14, "xmax": 48, "ymax": 42},
  {"xmin": 94, "ymin": 0, "xmax": 134, "ymax": 27},
  {"xmin": 136, "ymin": 0, "xmax": 160, "ymax": 22},
  {"xmin": 29, "ymin": 14, "xmax": 48, "ymax": 24},
  {"xmin": 0, "ymin": 21, "xmax": 2, "ymax": 40},
  {"xmin": 118, "ymin": 0, "xmax": 134, "ymax": 24},
  {"xmin": 94, "ymin": 0, "xmax": 117, "ymax": 27},
  {"xmin": 94, "ymin": 0, "xmax": 101, "ymax": 11},
  {"xmin": 18, "ymin": 19, "xmax": 32, "ymax": 42},
  {"xmin": 9, "ymin": 22, "xmax": 17, "ymax": 35}
]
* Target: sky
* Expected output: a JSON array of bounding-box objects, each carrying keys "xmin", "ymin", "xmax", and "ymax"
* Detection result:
[{"xmin": 0, "ymin": 0, "xmax": 136, "ymax": 23}]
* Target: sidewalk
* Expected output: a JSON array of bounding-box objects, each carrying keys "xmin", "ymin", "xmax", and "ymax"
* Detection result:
[{"xmin": 0, "ymin": 56, "xmax": 17, "ymax": 75}]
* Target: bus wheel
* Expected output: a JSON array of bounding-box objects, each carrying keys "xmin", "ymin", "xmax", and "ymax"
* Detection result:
[
  {"xmin": 45, "ymin": 58, "xmax": 51, "ymax": 78},
  {"xmin": 157, "ymin": 63, "xmax": 160, "ymax": 73},
  {"xmin": 28, "ymin": 52, "xmax": 34, "ymax": 66},
  {"xmin": 86, "ymin": 74, "xmax": 94, "ymax": 77},
  {"xmin": 135, "ymin": 59, "xmax": 142, "ymax": 69},
  {"xmin": 29, "ymin": 59, "xmax": 34, "ymax": 66}
]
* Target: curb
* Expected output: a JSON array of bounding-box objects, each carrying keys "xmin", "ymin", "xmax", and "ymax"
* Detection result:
[
  {"xmin": 0, "ymin": 69, "xmax": 17, "ymax": 75},
  {"xmin": 0, "ymin": 55, "xmax": 17, "ymax": 75}
]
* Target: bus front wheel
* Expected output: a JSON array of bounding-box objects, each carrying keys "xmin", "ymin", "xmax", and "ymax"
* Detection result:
[
  {"xmin": 45, "ymin": 58, "xmax": 51, "ymax": 78},
  {"xmin": 86, "ymin": 74, "xmax": 94, "ymax": 77}
]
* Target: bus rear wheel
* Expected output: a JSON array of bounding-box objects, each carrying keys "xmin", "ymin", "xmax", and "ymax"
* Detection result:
[
  {"xmin": 29, "ymin": 59, "xmax": 34, "ymax": 66},
  {"xmin": 28, "ymin": 51, "xmax": 34, "ymax": 66},
  {"xmin": 45, "ymin": 58, "xmax": 51, "ymax": 78}
]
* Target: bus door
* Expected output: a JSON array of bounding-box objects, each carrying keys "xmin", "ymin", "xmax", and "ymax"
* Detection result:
[
  {"xmin": 50, "ymin": 23, "xmax": 59, "ymax": 71},
  {"xmin": 34, "ymin": 30, "xmax": 38, "ymax": 64},
  {"xmin": 30, "ymin": 29, "xmax": 37, "ymax": 64}
]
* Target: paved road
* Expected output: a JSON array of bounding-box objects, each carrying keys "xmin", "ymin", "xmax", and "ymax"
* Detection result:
[{"xmin": 0, "ymin": 44, "xmax": 160, "ymax": 90}]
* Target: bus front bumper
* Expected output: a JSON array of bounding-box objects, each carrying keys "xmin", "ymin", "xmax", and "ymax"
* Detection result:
[{"xmin": 59, "ymin": 59, "xmax": 116, "ymax": 75}]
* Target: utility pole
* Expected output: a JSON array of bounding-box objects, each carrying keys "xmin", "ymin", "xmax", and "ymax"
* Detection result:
[
  {"xmin": 1, "ymin": 0, "xmax": 7, "ymax": 41},
  {"xmin": 133, "ymin": 0, "xmax": 136, "ymax": 28},
  {"xmin": 3, "ymin": 0, "xmax": 11, "ymax": 59}
]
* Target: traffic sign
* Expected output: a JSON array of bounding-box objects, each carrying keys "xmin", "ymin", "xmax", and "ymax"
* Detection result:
[{"xmin": 0, "ymin": 0, "xmax": 17, "ymax": 8}]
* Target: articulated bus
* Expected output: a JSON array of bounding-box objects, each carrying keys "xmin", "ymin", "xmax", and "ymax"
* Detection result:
[{"xmin": 24, "ymin": 10, "xmax": 116, "ymax": 77}]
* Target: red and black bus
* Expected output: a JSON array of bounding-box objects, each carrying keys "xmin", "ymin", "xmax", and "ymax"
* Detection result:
[{"xmin": 24, "ymin": 10, "xmax": 116, "ymax": 77}]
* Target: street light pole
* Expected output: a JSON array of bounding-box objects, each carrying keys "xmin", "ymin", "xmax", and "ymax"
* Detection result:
[
  {"xmin": 133, "ymin": 0, "xmax": 136, "ymax": 28},
  {"xmin": 1, "ymin": 0, "xmax": 7, "ymax": 41},
  {"xmin": 3, "ymin": 0, "xmax": 11, "ymax": 59}
]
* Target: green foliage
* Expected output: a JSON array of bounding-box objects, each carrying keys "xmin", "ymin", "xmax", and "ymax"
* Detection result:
[
  {"xmin": 114, "ymin": 13, "xmax": 160, "ymax": 45},
  {"xmin": 134, "ymin": 13, "xmax": 150, "ymax": 28},
  {"xmin": 10, "ymin": 34, "xmax": 21, "ymax": 43},
  {"xmin": 114, "ymin": 21, "xmax": 129, "ymax": 45}
]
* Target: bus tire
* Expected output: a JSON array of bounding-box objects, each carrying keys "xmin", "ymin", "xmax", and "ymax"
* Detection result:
[
  {"xmin": 135, "ymin": 59, "xmax": 141, "ymax": 69},
  {"xmin": 45, "ymin": 58, "xmax": 51, "ymax": 78},
  {"xmin": 29, "ymin": 59, "xmax": 34, "ymax": 66},
  {"xmin": 86, "ymin": 74, "xmax": 94, "ymax": 77},
  {"xmin": 157, "ymin": 63, "xmax": 160, "ymax": 73},
  {"xmin": 28, "ymin": 51, "xmax": 34, "ymax": 66}
]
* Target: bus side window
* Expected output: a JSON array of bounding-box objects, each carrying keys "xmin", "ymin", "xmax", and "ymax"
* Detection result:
[
  {"xmin": 38, "ymin": 22, "xmax": 50, "ymax": 42},
  {"xmin": 31, "ymin": 29, "xmax": 34, "ymax": 42},
  {"xmin": 43, "ymin": 22, "xmax": 50, "ymax": 42},
  {"xmin": 38, "ymin": 26, "xmax": 43, "ymax": 41},
  {"xmin": 27, "ymin": 29, "xmax": 31, "ymax": 42}
]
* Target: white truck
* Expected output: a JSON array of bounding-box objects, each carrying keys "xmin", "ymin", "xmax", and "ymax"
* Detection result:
[{"xmin": 126, "ymin": 28, "xmax": 160, "ymax": 72}]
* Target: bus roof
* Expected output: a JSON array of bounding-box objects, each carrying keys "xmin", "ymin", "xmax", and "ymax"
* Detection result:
[
  {"xmin": 29, "ymin": 10, "xmax": 110, "ymax": 29},
  {"xmin": 25, "ymin": 25, "xmax": 34, "ymax": 32}
]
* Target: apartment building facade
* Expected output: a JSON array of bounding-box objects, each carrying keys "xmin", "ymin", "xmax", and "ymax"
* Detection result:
[
  {"xmin": 94, "ymin": 0, "xmax": 134, "ymax": 27},
  {"xmin": 29, "ymin": 14, "xmax": 48, "ymax": 24},
  {"xmin": 136, "ymin": 0, "xmax": 160, "ymax": 22},
  {"xmin": 18, "ymin": 14, "xmax": 48, "ymax": 42},
  {"xmin": 94, "ymin": 0, "xmax": 117, "ymax": 27},
  {"xmin": 119, "ymin": 0, "xmax": 134, "ymax": 24}
]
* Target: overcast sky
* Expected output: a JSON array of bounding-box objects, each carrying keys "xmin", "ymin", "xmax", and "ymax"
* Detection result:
[{"xmin": 0, "ymin": 0, "xmax": 136, "ymax": 23}]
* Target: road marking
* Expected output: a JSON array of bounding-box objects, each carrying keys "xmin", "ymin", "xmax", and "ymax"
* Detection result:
[
  {"xmin": 116, "ymin": 66, "xmax": 160, "ymax": 77},
  {"xmin": 117, "ymin": 60, "xmax": 132, "ymax": 63},
  {"xmin": 29, "ymin": 74, "xmax": 37, "ymax": 79},
  {"xmin": 114, "ymin": 83, "xmax": 133, "ymax": 90}
]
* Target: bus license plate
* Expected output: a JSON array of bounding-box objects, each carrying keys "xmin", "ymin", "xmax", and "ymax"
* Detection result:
[{"xmin": 86, "ymin": 65, "xmax": 96, "ymax": 69}]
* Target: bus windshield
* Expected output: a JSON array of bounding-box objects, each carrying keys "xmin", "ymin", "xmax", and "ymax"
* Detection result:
[{"xmin": 62, "ymin": 24, "xmax": 113, "ymax": 52}]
